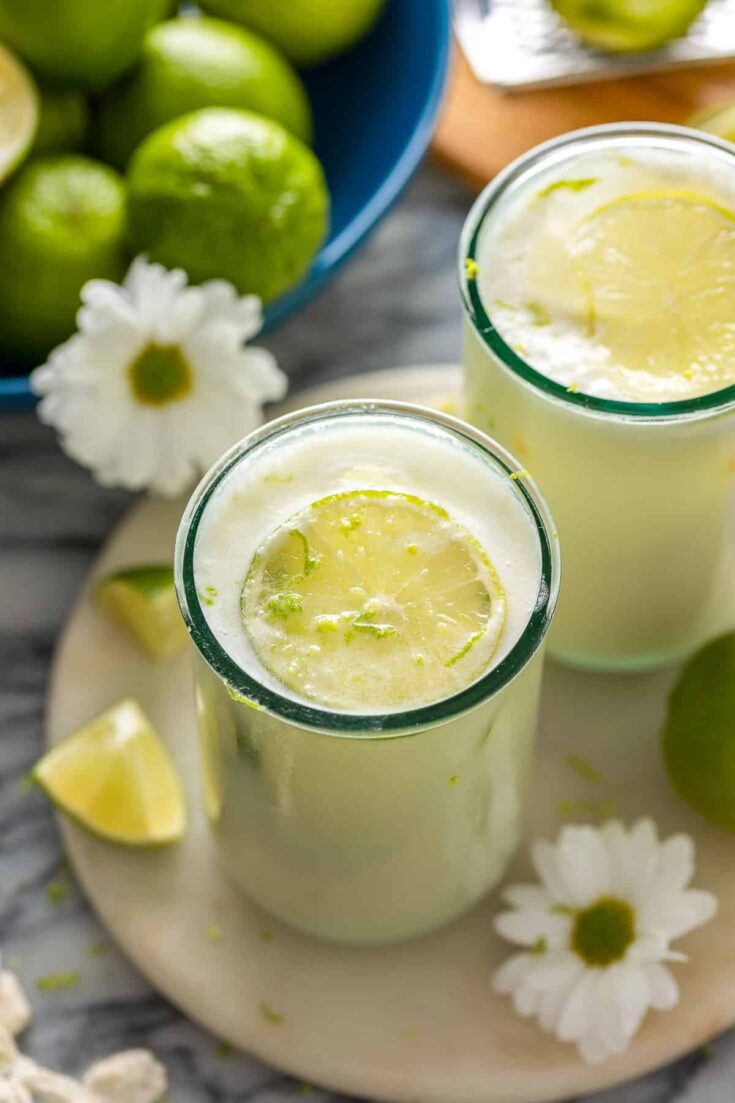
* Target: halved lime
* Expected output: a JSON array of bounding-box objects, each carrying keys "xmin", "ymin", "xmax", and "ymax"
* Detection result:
[
  {"xmin": 0, "ymin": 41, "xmax": 37, "ymax": 183},
  {"xmin": 662, "ymin": 633, "xmax": 735, "ymax": 831},
  {"xmin": 95, "ymin": 564, "xmax": 188, "ymax": 661},
  {"xmin": 568, "ymin": 191, "xmax": 735, "ymax": 395},
  {"xmin": 241, "ymin": 490, "xmax": 506, "ymax": 712},
  {"xmin": 33, "ymin": 699, "xmax": 186, "ymax": 846}
]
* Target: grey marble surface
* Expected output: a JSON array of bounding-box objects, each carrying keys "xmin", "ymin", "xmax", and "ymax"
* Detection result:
[{"xmin": 1, "ymin": 164, "xmax": 734, "ymax": 1103}]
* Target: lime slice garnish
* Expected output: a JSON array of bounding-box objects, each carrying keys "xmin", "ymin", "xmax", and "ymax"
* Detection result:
[
  {"xmin": 662, "ymin": 633, "xmax": 735, "ymax": 832},
  {"xmin": 568, "ymin": 191, "xmax": 735, "ymax": 396},
  {"xmin": 95, "ymin": 564, "xmax": 188, "ymax": 661},
  {"xmin": 241, "ymin": 490, "xmax": 506, "ymax": 712},
  {"xmin": 33, "ymin": 699, "xmax": 186, "ymax": 846},
  {"xmin": 0, "ymin": 41, "xmax": 37, "ymax": 183}
]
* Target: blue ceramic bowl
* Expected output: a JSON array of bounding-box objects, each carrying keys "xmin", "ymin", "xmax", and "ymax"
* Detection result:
[{"xmin": 0, "ymin": 0, "xmax": 450, "ymax": 410}]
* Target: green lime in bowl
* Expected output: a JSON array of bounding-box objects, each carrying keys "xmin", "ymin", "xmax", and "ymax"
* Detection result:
[
  {"xmin": 127, "ymin": 107, "xmax": 329, "ymax": 303},
  {"xmin": 96, "ymin": 16, "xmax": 313, "ymax": 169}
]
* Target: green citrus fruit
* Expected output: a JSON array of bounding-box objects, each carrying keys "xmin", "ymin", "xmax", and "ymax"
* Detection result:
[
  {"xmin": 550, "ymin": 0, "xmax": 708, "ymax": 52},
  {"xmin": 33, "ymin": 698, "xmax": 186, "ymax": 846},
  {"xmin": 96, "ymin": 16, "xmax": 313, "ymax": 170},
  {"xmin": 33, "ymin": 83, "xmax": 88, "ymax": 156},
  {"xmin": 0, "ymin": 156, "xmax": 127, "ymax": 362},
  {"xmin": 0, "ymin": 41, "xmax": 38, "ymax": 184},
  {"xmin": 241, "ymin": 490, "xmax": 506, "ymax": 711},
  {"xmin": 199, "ymin": 0, "xmax": 387, "ymax": 67},
  {"xmin": 662, "ymin": 633, "xmax": 735, "ymax": 831},
  {"xmin": 689, "ymin": 103, "xmax": 735, "ymax": 145},
  {"xmin": 127, "ymin": 107, "xmax": 328, "ymax": 302},
  {"xmin": 0, "ymin": 0, "xmax": 171, "ymax": 88},
  {"xmin": 96, "ymin": 564, "xmax": 189, "ymax": 661}
]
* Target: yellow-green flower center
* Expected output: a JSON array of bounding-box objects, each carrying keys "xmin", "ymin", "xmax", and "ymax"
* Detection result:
[
  {"xmin": 129, "ymin": 343, "xmax": 192, "ymax": 406},
  {"xmin": 571, "ymin": 896, "xmax": 635, "ymax": 966}
]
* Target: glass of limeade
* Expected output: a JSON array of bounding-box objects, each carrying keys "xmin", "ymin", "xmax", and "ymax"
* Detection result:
[
  {"xmin": 174, "ymin": 401, "xmax": 559, "ymax": 945},
  {"xmin": 460, "ymin": 123, "xmax": 735, "ymax": 673}
]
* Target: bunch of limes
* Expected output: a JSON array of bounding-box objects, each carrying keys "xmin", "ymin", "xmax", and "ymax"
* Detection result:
[{"xmin": 0, "ymin": 0, "xmax": 386, "ymax": 362}]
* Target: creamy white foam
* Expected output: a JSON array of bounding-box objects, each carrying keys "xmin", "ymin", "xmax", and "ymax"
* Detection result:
[
  {"xmin": 477, "ymin": 140, "xmax": 735, "ymax": 402},
  {"xmin": 193, "ymin": 411, "xmax": 543, "ymax": 713}
]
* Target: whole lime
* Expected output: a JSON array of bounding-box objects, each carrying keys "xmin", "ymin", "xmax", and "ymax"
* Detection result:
[
  {"xmin": 127, "ymin": 108, "xmax": 329, "ymax": 302},
  {"xmin": 199, "ymin": 0, "xmax": 387, "ymax": 66},
  {"xmin": 689, "ymin": 103, "xmax": 735, "ymax": 145},
  {"xmin": 550, "ymin": 0, "xmax": 708, "ymax": 52},
  {"xmin": 0, "ymin": 156, "xmax": 127, "ymax": 362},
  {"xmin": 96, "ymin": 16, "xmax": 313, "ymax": 169},
  {"xmin": 33, "ymin": 83, "xmax": 89, "ymax": 156},
  {"xmin": 662, "ymin": 632, "xmax": 735, "ymax": 831},
  {"xmin": 0, "ymin": 0, "xmax": 171, "ymax": 88}
]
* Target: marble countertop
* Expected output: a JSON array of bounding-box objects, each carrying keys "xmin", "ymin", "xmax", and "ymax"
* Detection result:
[{"xmin": 1, "ymin": 164, "xmax": 734, "ymax": 1103}]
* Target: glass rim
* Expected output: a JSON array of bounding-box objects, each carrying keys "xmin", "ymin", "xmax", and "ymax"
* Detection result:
[
  {"xmin": 459, "ymin": 121, "xmax": 735, "ymax": 423},
  {"xmin": 174, "ymin": 399, "xmax": 560, "ymax": 738}
]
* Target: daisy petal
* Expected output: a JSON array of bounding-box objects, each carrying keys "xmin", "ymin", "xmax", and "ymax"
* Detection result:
[
  {"xmin": 494, "ymin": 909, "xmax": 571, "ymax": 949},
  {"xmin": 644, "ymin": 962, "xmax": 679, "ymax": 1011},
  {"xmin": 661, "ymin": 889, "xmax": 718, "ymax": 940},
  {"xmin": 555, "ymin": 825, "xmax": 611, "ymax": 906},
  {"xmin": 502, "ymin": 884, "xmax": 552, "ymax": 911},
  {"xmin": 556, "ymin": 968, "xmax": 602, "ymax": 1042},
  {"xmin": 492, "ymin": 953, "xmax": 534, "ymax": 994}
]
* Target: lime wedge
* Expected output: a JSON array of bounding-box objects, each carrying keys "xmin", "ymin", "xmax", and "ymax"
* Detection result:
[
  {"xmin": 33, "ymin": 699, "xmax": 186, "ymax": 846},
  {"xmin": 662, "ymin": 633, "xmax": 735, "ymax": 832},
  {"xmin": 568, "ymin": 191, "xmax": 735, "ymax": 396},
  {"xmin": 0, "ymin": 41, "xmax": 37, "ymax": 183},
  {"xmin": 95, "ymin": 564, "xmax": 188, "ymax": 661},
  {"xmin": 689, "ymin": 103, "xmax": 735, "ymax": 145},
  {"xmin": 241, "ymin": 489, "xmax": 506, "ymax": 712}
]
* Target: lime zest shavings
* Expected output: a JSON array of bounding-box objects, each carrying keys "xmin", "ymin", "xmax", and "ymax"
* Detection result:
[
  {"xmin": 36, "ymin": 971, "xmax": 81, "ymax": 992},
  {"xmin": 259, "ymin": 1000, "xmax": 284, "ymax": 1026},
  {"xmin": 291, "ymin": 528, "xmax": 322, "ymax": 577},
  {"xmin": 566, "ymin": 753, "xmax": 604, "ymax": 786},
  {"xmin": 537, "ymin": 177, "xmax": 599, "ymax": 199},
  {"xmin": 526, "ymin": 301, "xmax": 551, "ymax": 327},
  {"xmin": 46, "ymin": 879, "xmax": 69, "ymax": 905},
  {"xmin": 509, "ymin": 470, "xmax": 531, "ymax": 481},
  {"xmin": 445, "ymin": 629, "xmax": 483, "ymax": 668},
  {"xmin": 266, "ymin": 592, "xmax": 303, "ymax": 619},
  {"xmin": 465, "ymin": 257, "xmax": 480, "ymax": 279}
]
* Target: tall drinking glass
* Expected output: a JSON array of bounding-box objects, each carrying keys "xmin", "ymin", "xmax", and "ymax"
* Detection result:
[
  {"xmin": 460, "ymin": 124, "xmax": 735, "ymax": 672},
  {"xmin": 175, "ymin": 401, "xmax": 559, "ymax": 945}
]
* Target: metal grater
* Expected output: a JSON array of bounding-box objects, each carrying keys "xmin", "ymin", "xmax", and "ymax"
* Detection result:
[{"xmin": 454, "ymin": 0, "xmax": 735, "ymax": 91}]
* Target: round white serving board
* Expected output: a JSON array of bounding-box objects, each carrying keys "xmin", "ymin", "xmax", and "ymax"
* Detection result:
[{"xmin": 47, "ymin": 366, "xmax": 735, "ymax": 1103}]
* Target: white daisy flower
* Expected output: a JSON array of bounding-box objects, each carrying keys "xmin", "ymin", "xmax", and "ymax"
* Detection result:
[
  {"xmin": 31, "ymin": 257, "xmax": 288, "ymax": 497},
  {"xmin": 493, "ymin": 819, "xmax": 717, "ymax": 1065}
]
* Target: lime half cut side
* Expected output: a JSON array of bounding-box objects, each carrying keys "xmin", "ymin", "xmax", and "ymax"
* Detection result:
[
  {"xmin": 96, "ymin": 564, "xmax": 188, "ymax": 661},
  {"xmin": 33, "ymin": 699, "xmax": 186, "ymax": 846},
  {"xmin": 0, "ymin": 41, "xmax": 37, "ymax": 183},
  {"xmin": 568, "ymin": 191, "xmax": 735, "ymax": 399},
  {"xmin": 240, "ymin": 490, "xmax": 507, "ymax": 712}
]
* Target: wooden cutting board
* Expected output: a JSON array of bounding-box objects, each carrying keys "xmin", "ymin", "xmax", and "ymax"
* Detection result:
[{"xmin": 432, "ymin": 47, "xmax": 735, "ymax": 190}]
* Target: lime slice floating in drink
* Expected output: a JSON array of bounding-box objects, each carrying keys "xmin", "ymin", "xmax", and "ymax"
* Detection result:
[
  {"xmin": 241, "ymin": 490, "xmax": 506, "ymax": 712},
  {"xmin": 33, "ymin": 699, "xmax": 186, "ymax": 846},
  {"xmin": 0, "ymin": 41, "xmax": 37, "ymax": 183},
  {"xmin": 96, "ymin": 564, "xmax": 188, "ymax": 661},
  {"xmin": 568, "ymin": 191, "xmax": 735, "ymax": 395}
]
